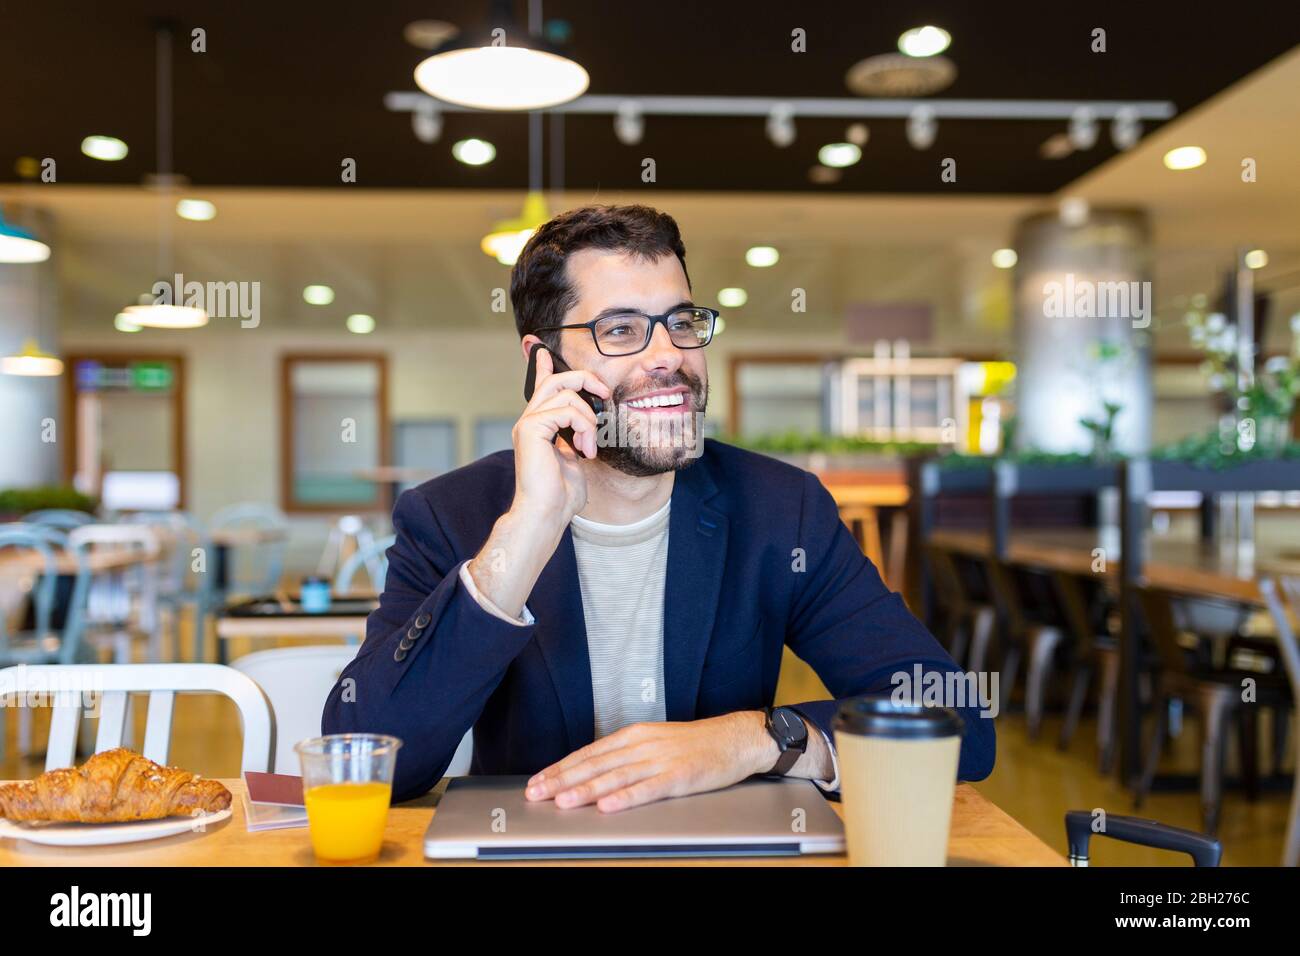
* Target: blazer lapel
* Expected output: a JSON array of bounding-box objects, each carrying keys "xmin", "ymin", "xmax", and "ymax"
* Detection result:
[
  {"xmin": 663, "ymin": 455, "xmax": 728, "ymax": 722},
  {"xmin": 528, "ymin": 527, "xmax": 596, "ymax": 753}
]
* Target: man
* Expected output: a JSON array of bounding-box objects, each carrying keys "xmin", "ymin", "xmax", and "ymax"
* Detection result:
[{"xmin": 323, "ymin": 204, "xmax": 994, "ymax": 809}]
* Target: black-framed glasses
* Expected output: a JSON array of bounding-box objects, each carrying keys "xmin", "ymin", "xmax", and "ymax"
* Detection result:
[{"xmin": 535, "ymin": 306, "xmax": 719, "ymax": 357}]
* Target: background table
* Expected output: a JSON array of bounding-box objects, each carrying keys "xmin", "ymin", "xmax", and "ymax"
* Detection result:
[{"xmin": 0, "ymin": 778, "xmax": 1065, "ymax": 867}]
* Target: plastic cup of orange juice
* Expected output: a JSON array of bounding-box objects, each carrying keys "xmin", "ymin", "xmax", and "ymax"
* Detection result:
[{"xmin": 295, "ymin": 733, "xmax": 403, "ymax": 864}]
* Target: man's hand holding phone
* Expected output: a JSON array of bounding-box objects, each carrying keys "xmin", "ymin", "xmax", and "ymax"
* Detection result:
[{"xmin": 466, "ymin": 346, "xmax": 612, "ymax": 620}]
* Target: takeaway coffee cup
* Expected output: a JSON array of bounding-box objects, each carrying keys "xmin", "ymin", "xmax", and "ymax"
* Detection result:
[{"xmin": 833, "ymin": 696, "xmax": 965, "ymax": 866}]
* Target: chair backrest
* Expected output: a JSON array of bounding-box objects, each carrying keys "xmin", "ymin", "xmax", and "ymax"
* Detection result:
[
  {"xmin": 0, "ymin": 525, "xmax": 60, "ymax": 646},
  {"xmin": 231, "ymin": 645, "xmax": 358, "ymax": 773},
  {"xmin": 209, "ymin": 503, "xmax": 288, "ymax": 595},
  {"xmin": 0, "ymin": 663, "xmax": 275, "ymax": 773},
  {"xmin": 1259, "ymin": 576, "xmax": 1300, "ymax": 869},
  {"xmin": 1259, "ymin": 576, "xmax": 1300, "ymax": 697},
  {"xmin": 230, "ymin": 645, "xmax": 472, "ymax": 776},
  {"xmin": 210, "ymin": 502, "xmax": 287, "ymax": 531},
  {"xmin": 1136, "ymin": 587, "xmax": 1191, "ymax": 676},
  {"xmin": 334, "ymin": 534, "xmax": 396, "ymax": 594},
  {"xmin": 1065, "ymin": 810, "xmax": 1221, "ymax": 866},
  {"xmin": 68, "ymin": 523, "xmax": 162, "ymax": 625},
  {"xmin": 0, "ymin": 525, "xmax": 93, "ymax": 665},
  {"xmin": 25, "ymin": 509, "xmax": 96, "ymax": 531}
]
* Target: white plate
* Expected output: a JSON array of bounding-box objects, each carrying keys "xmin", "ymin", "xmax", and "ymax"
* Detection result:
[{"xmin": 0, "ymin": 808, "xmax": 232, "ymax": 847}]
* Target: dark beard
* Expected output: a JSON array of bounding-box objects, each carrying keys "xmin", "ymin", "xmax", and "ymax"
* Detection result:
[{"xmin": 596, "ymin": 369, "xmax": 709, "ymax": 477}]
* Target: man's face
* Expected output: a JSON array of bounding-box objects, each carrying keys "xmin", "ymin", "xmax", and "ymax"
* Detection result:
[{"xmin": 525, "ymin": 248, "xmax": 708, "ymax": 477}]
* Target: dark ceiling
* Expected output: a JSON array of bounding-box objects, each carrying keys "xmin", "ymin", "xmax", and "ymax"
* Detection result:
[{"xmin": 4, "ymin": 0, "xmax": 1299, "ymax": 194}]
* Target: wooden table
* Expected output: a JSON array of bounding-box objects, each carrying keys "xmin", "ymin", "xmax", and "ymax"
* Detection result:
[
  {"xmin": 0, "ymin": 778, "xmax": 1065, "ymax": 867},
  {"xmin": 0, "ymin": 547, "xmax": 152, "ymax": 577},
  {"xmin": 929, "ymin": 527, "xmax": 1300, "ymax": 605}
]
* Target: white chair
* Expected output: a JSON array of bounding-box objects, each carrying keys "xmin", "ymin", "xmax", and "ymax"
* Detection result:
[
  {"xmin": 0, "ymin": 663, "xmax": 275, "ymax": 774},
  {"xmin": 1259, "ymin": 577, "xmax": 1300, "ymax": 867},
  {"xmin": 230, "ymin": 645, "xmax": 472, "ymax": 776},
  {"xmin": 67, "ymin": 524, "xmax": 164, "ymax": 663}
]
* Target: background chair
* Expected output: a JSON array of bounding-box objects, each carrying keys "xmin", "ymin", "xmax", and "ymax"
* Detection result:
[
  {"xmin": 334, "ymin": 533, "xmax": 395, "ymax": 595},
  {"xmin": 1133, "ymin": 587, "xmax": 1291, "ymax": 835},
  {"xmin": 1258, "ymin": 576, "xmax": 1300, "ymax": 866},
  {"xmin": 24, "ymin": 509, "xmax": 96, "ymax": 532},
  {"xmin": 1064, "ymin": 810, "xmax": 1222, "ymax": 866},
  {"xmin": 925, "ymin": 543, "xmax": 995, "ymax": 670},
  {"xmin": 208, "ymin": 502, "xmax": 289, "ymax": 598},
  {"xmin": 0, "ymin": 663, "xmax": 274, "ymax": 774},
  {"xmin": 67, "ymin": 523, "xmax": 164, "ymax": 664},
  {"xmin": 132, "ymin": 510, "xmax": 214, "ymax": 662},
  {"xmin": 231, "ymin": 644, "xmax": 472, "ymax": 776}
]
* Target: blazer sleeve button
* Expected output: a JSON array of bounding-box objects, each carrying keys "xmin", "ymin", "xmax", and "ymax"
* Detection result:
[
  {"xmin": 394, "ymin": 647, "xmax": 408, "ymax": 662},
  {"xmin": 414, "ymin": 613, "xmax": 431, "ymax": 628}
]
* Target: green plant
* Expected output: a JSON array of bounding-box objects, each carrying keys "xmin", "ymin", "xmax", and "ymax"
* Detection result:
[
  {"xmin": 0, "ymin": 485, "xmax": 98, "ymax": 516},
  {"xmin": 721, "ymin": 431, "xmax": 936, "ymax": 457},
  {"xmin": 1186, "ymin": 309, "xmax": 1300, "ymax": 454},
  {"xmin": 1079, "ymin": 400, "xmax": 1123, "ymax": 462}
]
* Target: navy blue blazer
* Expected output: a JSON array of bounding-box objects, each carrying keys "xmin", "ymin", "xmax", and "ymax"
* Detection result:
[{"xmin": 322, "ymin": 441, "xmax": 995, "ymax": 801}]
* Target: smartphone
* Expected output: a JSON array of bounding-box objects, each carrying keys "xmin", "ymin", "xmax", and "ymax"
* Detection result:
[{"xmin": 523, "ymin": 343, "xmax": 606, "ymax": 454}]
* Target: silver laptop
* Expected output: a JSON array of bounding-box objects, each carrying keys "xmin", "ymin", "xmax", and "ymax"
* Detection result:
[{"xmin": 424, "ymin": 775, "xmax": 844, "ymax": 860}]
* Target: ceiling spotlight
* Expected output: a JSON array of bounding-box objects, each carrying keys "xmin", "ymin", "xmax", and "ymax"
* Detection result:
[
  {"xmin": 412, "ymin": 102, "xmax": 442, "ymax": 143},
  {"xmin": 1059, "ymin": 197, "xmax": 1090, "ymax": 227},
  {"xmin": 1068, "ymin": 107, "xmax": 1098, "ymax": 150},
  {"xmin": 745, "ymin": 246, "xmax": 780, "ymax": 268},
  {"xmin": 114, "ymin": 313, "xmax": 143, "ymax": 333},
  {"xmin": 818, "ymin": 142, "xmax": 861, "ymax": 168},
  {"xmin": 347, "ymin": 313, "xmax": 376, "ymax": 334},
  {"xmin": 718, "ymin": 287, "xmax": 748, "ymax": 308},
  {"xmin": 614, "ymin": 101, "xmax": 644, "ymax": 145},
  {"xmin": 81, "ymin": 135, "xmax": 128, "ymax": 161},
  {"xmin": 452, "ymin": 138, "xmax": 496, "ymax": 166},
  {"xmin": 845, "ymin": 123, "xmax": 870, "ymax": 147},
  {"xmin": 898, "ymin": 26, "xmax": 951, "ymax": 57},
  {"xmin": 176, "ymin": 198, "xmax": 216, "ymax": 221},
  {"xmin": 1244, "ymin": 249, "xmax": 1268, "ymax": 270},
  {"xmin": 303, "ymin": 285, "xmax": 335, "ymax": 306},
  {"xmin": 766, "ymin": 103, "xmax": 796, "ymax": 148},
  {"xmin": 808, "ymin": 165, "xmax": 841, "ymax": 185},
  {"xmin": 1110, "ymin": 106, "xmax": 1142, "ymax": 151},
  {"xmin": 1163, "ymin": 146, "xmax": 1206, "ymax": 170},
  {"xmin": 991, "ymin": 248, "xmax": 1018, "ymax": 269},
  {"xmin": 906, "ymin": 106, "xmax": 937, "ymax": 150}
]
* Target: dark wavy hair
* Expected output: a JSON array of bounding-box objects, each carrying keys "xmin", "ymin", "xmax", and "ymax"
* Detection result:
[{"xmin": 509, "ymin": 204, "xmax": 691, "ymax": 351}]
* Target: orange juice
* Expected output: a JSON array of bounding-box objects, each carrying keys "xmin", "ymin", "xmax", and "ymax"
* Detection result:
[{"xmin": 303, "ymin": 781, "xmax": 392, "ymax": 863}]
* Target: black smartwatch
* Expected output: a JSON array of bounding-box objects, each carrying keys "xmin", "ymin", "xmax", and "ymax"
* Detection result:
[{"xmin": 762, "ymin": 706, "xmax": 808, "ymax": 776}]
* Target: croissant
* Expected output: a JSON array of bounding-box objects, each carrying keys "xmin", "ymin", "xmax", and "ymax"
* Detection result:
[{"xmin": 0, "ymin": 748, "xmax": 232, "ymax": 823}]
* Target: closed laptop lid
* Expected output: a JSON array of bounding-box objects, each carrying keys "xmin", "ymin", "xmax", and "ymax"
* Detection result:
[{"xmin": 423, "ymin": 775, "xmax": 844, "ymax": 860}]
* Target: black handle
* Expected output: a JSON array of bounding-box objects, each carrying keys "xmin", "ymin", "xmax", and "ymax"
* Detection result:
[{"xmin": 1065, "ymin": 810, "xmax": 1221, "ymax": 867}]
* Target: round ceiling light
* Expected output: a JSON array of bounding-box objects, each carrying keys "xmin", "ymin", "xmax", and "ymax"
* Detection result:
[
  {"xmin": 415, "ymin": 44, "xmax": 588, "ymax": 111},
  {"xmin": 898, "ymin": 26, "xmax": 951, "ymax": 58},
  {"xmin": 845, "ymin": 53, "xmax": 956, "ymax": 97},
  {"xmin": 0, "ymin": 217, "xmax": 51, "ymax": 263},
  {"xmin": 1163, "ymin": 146, "xmax": 1207, "ymax": 170},
  {"xmin": 81, "ymin": 135, "xmax": 129, "ymax": 161},
  {"xmin": 818, "ymin": 142, "xmax": 862, "ymax": 168},
  {"xmin": 452, "ymin": 138, "xmax": 496, "ymax": 166}
]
